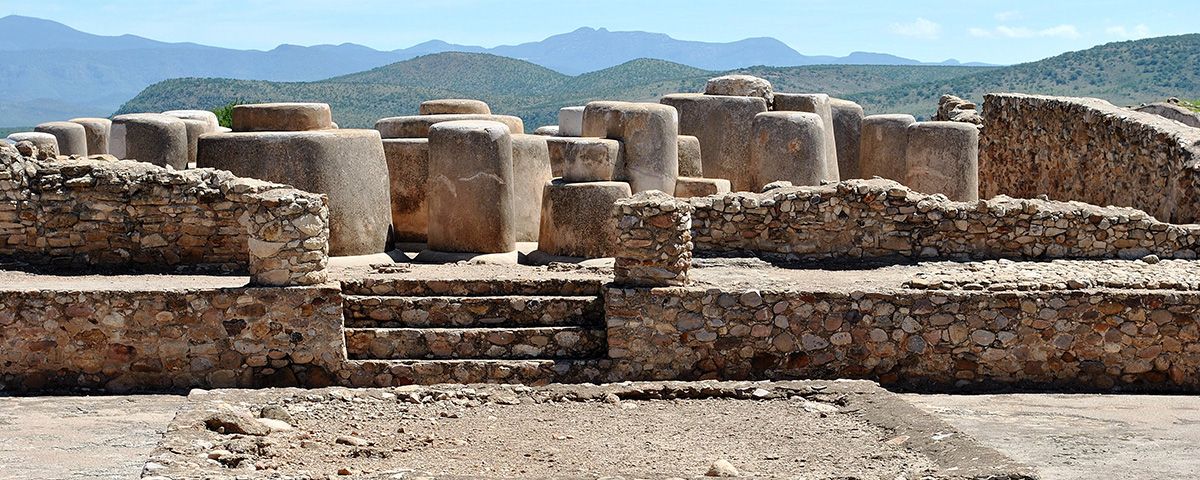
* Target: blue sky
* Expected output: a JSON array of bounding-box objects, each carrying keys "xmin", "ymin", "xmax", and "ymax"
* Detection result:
[{"xmin": 2, "ymin": 0, "xmax": 1193, "ymax": 64}]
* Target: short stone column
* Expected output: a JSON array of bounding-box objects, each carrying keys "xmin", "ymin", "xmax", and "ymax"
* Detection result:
[
  {"xmin": 772, "ymin": 93, "xmax": 840, "ymax": 181},
  {"xmin": 558, "ymin": 106, "xmax": 585, "ymax": 136},
  {"xmin": 582, "ymin": 101, "xmax": 678, "ymax": 194},
  {"xmin": 113, "ymin": 113, "xmax": 189, "ymax": 168},
  {"xmin": 233, "ymin": 103, "xmax": 334, "ymax": 132},
  {"xmin": 69, "ymin": 118, "xmax": 111, "ymax": 155},
  {"xmin": 548, "ymin": 137, "xmax": 622, "ymax": 182},
  {"xmin": 676, "ymin": 135, "xmax": 702, "ymax": 177},
  {"xmin": 539, "ymin": 179, "xmax": 632, "ymax": 258},
  {"xmin": 830, "ymin": 99, "xmax": 864, "ymax": 179},
  {"xmin": 382, "ymin": 138, "xmax": 430, "ymax": 242},
  {"xmin": 904, "ymin": 121, "xmax": 980, "ymax": 201},
  {"xmin": 751, "ymin": 112, "xmax": 828, "ymax": 188},
  {"xmin": 860, "ymin": 114, "xmax": 916, "ymax": 182},
  {"xmin": 420, "ymin": 99, "xmax": 491, "ymax": 115},
  {"xmin": 34, "ymin": 122, "xmax": 87, "ymax": 156},
  {"xmin": 426, "ymin": 120, "xmax": 516, "ymax": 254},
  {"xmin": 612, "ymin": 192, "xmax": 694, "ymax": 287},
  {"xmin": 661, "ymin": 93, "xmax": 767, "ymax": 192}
]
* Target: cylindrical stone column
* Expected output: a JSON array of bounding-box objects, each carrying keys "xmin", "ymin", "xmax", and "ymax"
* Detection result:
[
  {"xmin": 860, "ymin": 114, "xmax": 916, "ymax": 182},
  {"xmin": 904, "ymin": 121, "xmax": 980, "ymax": 201},
  {"xmin": 33, "ymin": 122, "xmax": 87, "ymax": 156},
  {"xmin": 661, "ymin": 93, "xmax": 767, "ymax": 192},
  {"xmin": 538, "ymin": 179, "xmax": 632, "ymax": 258},
  {"xmin": 582, "ymin": 101, "xmax": 678, "ymax": 195},
  {"xmin": 233, "ymin": 103, "xmax": 334, "ymax": 132},
  {"xmin": 121, "ymin": 114, "xmax": 189, "ymax": 169},
  {"xmin": 751, "ymin": 112, "xmax": 828, "ymax": 188},
  {"xmin": 548, "ymin": 137, "xmax": 621, "ymax": 183},
  {"xmin": 676, "ymin": 135, "xmax": 702, "ymax": 177},
  {"xmin": 6, "ymin": 132, "xmax": 59, "ymax": 157},
  {"xmin": 426, "ymin": 120, "xmax": 516, "ymax": 253},
  {"xmin": 511, "ymin": 134, "xmax": 553, "ymax": 242},
  {"xmin": 772, "ymin": 93, "xmax": 840, "ymax": 182},
  {"xmin": 69, "ymin": 118, "xmax": 111, "ymax": 155},
  {"xmin": 558, "ymin": 106, "xmax": 585, "ymax": 137},
  {"xmin": 180, "ymin": 118, "xmax": 216, "ymax": 166},
  {"xmin": 420, "ymin": 99, "xmax": 491, "ymax": 115},
  {"xmin": 382, "ymin": 138, "xmax": 430, "ymax": 243},
  {"xmin": 830, "ymin": 99, "xmax": 864, "ymax": 180}
]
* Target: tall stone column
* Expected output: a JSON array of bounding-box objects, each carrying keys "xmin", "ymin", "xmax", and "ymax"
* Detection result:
[
  {"xmin": 773, "ymin": 93, "xmax": 840, "ymax": 182},
  {"xmin": 751, "ymin": 112, "xmax": 828, "ymax": 188},
  {"xmin": 905, "ymin": 121, "xmax": 980, "ymax": 201},
  {"xmin": 425, "ymin": 120, "xmax": 516, "ymax": 254},
  {"xmin": 830, "ymin": 99, "xmax": 864, "ymax": 180},
  {"xmin": 861, "ymin": 114, "xmax": 916, "ymax": 182},
  {"xmin": 582, "ymin": 101, "xmax": 679, "ymax": 195},
  {"xmin": 661, "ymin": 94, "xmax": 767, "ymax": 192}
]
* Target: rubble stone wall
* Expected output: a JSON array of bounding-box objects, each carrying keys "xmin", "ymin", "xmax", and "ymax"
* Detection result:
[
  {"xmin": 606, "ymin": 286, "xmax": 1200, "ymax": 391},
  {"xmin": 980, "ymin": 93, "xmax": 1200, "ymax": 224},
  {"xmin": 0, "ymin": 285, "xmax": 344, "ymax": 392},
  {"xmin": 689, "ymin": 179, "xmax": 1200, "ymax": 262},
  {"xmin": 0, "ymin": 146, "xmax": 329, "ymax": 284}
]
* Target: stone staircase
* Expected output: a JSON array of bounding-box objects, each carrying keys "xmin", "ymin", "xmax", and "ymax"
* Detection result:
[{"xmin": 339, "ymin": 276, "xmax": 611, "ymax": 385}]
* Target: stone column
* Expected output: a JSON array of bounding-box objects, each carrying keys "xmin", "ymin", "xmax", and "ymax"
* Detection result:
[
  {"xmin": 772, "ymin": 93, "xmax": 840, "ymax": 182},
  {"xmin": 661, "ymin": 93, "xmax": 767, "ymax": 192},
  {"xmin": 6, "ymin": 132, "xmax": 58, "ymax": 157},
  {"xmin": 904, "ymin": 121, "xmax": 980, "ymax": 201},
  {"xmin": 558, "ymin": 106, "xmax": 585, "ymax": 137},
  {"xmin": 233, "ymin": 103, "xmax": 334, "ymax": 132},
  {"xmin": 549, "ymin": 137, "xmax": 621, "ymax": 182},
  {"xmin": 860, "ymin": 114, "xmax": 916, "ymax": 182},
  {"xmin": 582, "ymin": 101, "xmax": 678, "ymax": 195},
  {"xmin": 69, "ymin": 118, "xmax": 111, "ymax": 156},
  {"xmin": 180, "ymin": 118, "xmax": 216, "ymax": 166},
  {"xmin": 426, "ymin": 120, "xmax": 516, "ymax": 253},
  {"xmin": 751, "ymin": 112, "xmax": 828, "ymax": 188},
  {"xmin": 511, "ymin": 134, "xmax": 553, "ymax": 242},
  {"xmin": 538, "ymin": 179, "xmax": 632, "ymax": 258},
  {"xmin": 382, "ymin": 138, "xmax": 430, "ymax": 242},
  {"xmin": 612, "ymin": 191, "xmax": 694, "ymax": 287},
  {"xmin": 830, "ymin": 99, "xmax": 864, "ymax": 180},
  {"xmin": 677, "ymin": 135, "xmax": 702, "ymax": 177},
  {"xmin": 420, "ymin": 99, "xmax": 491, "ymax": 115},
  {"xmin": 33, "ymin": 122, "xmax": 87, "ymax": 156}
]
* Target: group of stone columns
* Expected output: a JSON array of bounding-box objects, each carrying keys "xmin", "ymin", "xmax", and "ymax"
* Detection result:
[{"xmin": 860, "ymin": 114, "xmax": 979, "ymax": 201}]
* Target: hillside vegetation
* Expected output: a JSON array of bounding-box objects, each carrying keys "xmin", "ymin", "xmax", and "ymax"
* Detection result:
[{"xmin": 119, "ymin": 34, "xmax": 1200, "ymax": 127}]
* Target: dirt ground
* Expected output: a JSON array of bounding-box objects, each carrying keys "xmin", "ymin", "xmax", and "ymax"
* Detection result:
[{"xmin": 143, "ymin": 381, "xmax": 1029, "ymax": 479}]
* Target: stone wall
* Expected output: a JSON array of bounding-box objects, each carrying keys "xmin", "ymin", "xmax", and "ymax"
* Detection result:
[
  {"xmin": 0, "ymin": 145, "xmax": 329, "ymax": 284},
  {"xmin": 981, "ymin": 93, "xmax": 1200, "ymax": 224},
  {"xmin": 690, "ymin": 179, "xmax": 1200, "ymax": 262},
  {"xmin": 605, "ymin": 285, "xmax": 1200, "ymax": 391},
  {"xmin": 613, "ymin": 192, "xmax": 694, "ymax": 287},
  {"xmin": 0, "ymin": 284, "xmax": 344, "ymax": 392}
]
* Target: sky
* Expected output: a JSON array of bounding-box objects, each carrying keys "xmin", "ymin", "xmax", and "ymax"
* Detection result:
[{"xmin": 1, "ymin": 0, "xmax": 1193, "ymax": 65}]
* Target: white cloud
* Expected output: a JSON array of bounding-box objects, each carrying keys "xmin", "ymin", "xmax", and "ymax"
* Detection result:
[
  {"xmin": 889, "ymin": 18, "xmax": 942, "ymax": 40},
  {"xmin": 1106, "ymin": 24, "xmax": 1152, "ymax": 39},
  {"xmin": 969, "ymin": 24, "xmax": 1081, "ymax": 39},
  {"xmin": 994, "ymin": 11, "xmax": 1021, "ymax": 22}
]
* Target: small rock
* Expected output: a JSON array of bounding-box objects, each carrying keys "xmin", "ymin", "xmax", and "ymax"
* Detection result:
[
  {"xmin": 207, "ymin": 449, "xmax": 233, "ymax": 460},
  {"xmin": 706, "ymin": 459, "xmax": 740, "ymax": 477},
  {"xmin": 256, "ymin": 418, "xmax": 293, "ymax": 432},
  {"xmin": 338, "ymin": 467, "xmax": 353, "ymax": 475},
  {"xmin": 204, "ymin": 411, "xmax": 270, "ymax": 436},
  {"xmin": 335, "ymin": 435, "xmax": 371, "ymax": 447},
  {"xmin": 493, "ymin": 395, "xmax": 521, "ymax": 405},
  {"xmin": 751, "ymin": 388, "xmax": 771, "ymax": 399},
  {"xmin": 260, "ymin": 405, "xmax": 294, "ymax": 424},
  {"xmin": 603, "ymin": 393, "xmax": 621, "ymax": 404},
  {"xmin": 1141, "ymin": 254, "xmax": 1160, "ymax": 264}
]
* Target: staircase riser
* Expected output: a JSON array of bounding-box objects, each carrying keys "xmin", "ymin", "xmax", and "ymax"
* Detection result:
[
  {"xmin": 341, "ymin": 278, "xmax": 603, "ymax": 297},
  {"xmin": 345, "ymin": 328, "xmax": 606, "ymax": 360},
  {"xmin": 343, "ymin": 296, "xmax": 603, "ymax": 328},
  {"xmin": 344, "ymin": 359, "xmax": 612, "ymax": 386}
]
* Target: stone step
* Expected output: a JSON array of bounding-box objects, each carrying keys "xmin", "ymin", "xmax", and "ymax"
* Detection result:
[
  {"xmin": 340, "ymin": 277, "xmax": 604, "ymax": 297},
  {"xmin": 342, "ymin": 295, "xmax": 603, "ymax": 328},
  {"xmin": 342, "ymin": 359, "xmax": 612, "ymax": 386},
  {"xmin": 344, "ymin": 327, "xmax": 607, "ymax": 360}
]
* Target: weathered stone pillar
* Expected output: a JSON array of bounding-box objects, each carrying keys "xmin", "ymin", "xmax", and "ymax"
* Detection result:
[
  {"xmin": 661, "ymin": 93, "xmax": 767, "ymax": 192},
  {"xmin": 382, "ymin": 138, "xmax": 430, "ymax": 242},
  {"xmin": 511, "ymin": 134, "xmax": 553, "ymax": 242},
  {"xmin": 830, "ymin": 98, "xmax": 864, "ymax": 180},
  {"xmin": 420, "ymin": 99, "xmax": 491, "ymax": 115},
  {"xmin": 613, "ymin": 191, "xmax": 694, "ymax": 287},
  {"xmin": 677, "ymin": 135, "xmax": 702, "ymax": 177},
  {"xmin": 582, "ymin": 101, "xmax": 678, "ymax": 195},
  {"xmin": 558, "ymin": 106, "xmax": 585, "ymax": 137},
  {"xmin": 548, "ymin": 137, "xmax": 621, "ymax": 182},
  {"xmin": 426, "ymin": 120, "xmax": 516, "ymax": 253},
  {"xmin": 116, "ymin": 114, "xmax": 189, "ymax": 169},
  {"xmin": 905, "ymin": 121, "xmax": 980, "ymax": 201},
  {"xmin": 6, "ymin": 132, "xmax": 58, "ymax": 157},
  {"xmin": 233, "ymin": 103, "xmax": 334, "ymax": 132},
  {"xmin": 69, "ymin": 118, "xmax": 111, "ymax": 155},
  {"xmin": 33, "ymin": 122, "xmax": 87, "ymax": 156},
  {"xmin": 772, "ymin": 93, "xmax": 840, "ymax": 181},
  {"xmin": 197, "ymin": 129, "xmax": 391, "ymax": 256},
  {"xmin": 538, "ymin": 179, "xmax": 632, "ymax": 258},
  {"xmin": 860, "ymin": 114, "xmax": 916, "ymax": 182},
  {"xmin": 751, "ymin": 112, "xmax": 828, "ymax": 188}
]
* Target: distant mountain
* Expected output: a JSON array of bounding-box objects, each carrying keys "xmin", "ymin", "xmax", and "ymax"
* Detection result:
[
  {"xmin": 0, "ymin": 15, "xmax": 990, "ymax": 126},
  {"xmin": 846, "ymin": 34, "xmax": 1200, "ymax": 116},
  {"xmin": 118, "ymin": 54, "xmax": 990, "ymax": 128}
]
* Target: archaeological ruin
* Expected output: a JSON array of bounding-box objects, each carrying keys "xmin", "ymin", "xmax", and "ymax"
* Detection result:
[{"xmin": 3, "ymin": 74, "xmax": 1200, "ymax": 397}]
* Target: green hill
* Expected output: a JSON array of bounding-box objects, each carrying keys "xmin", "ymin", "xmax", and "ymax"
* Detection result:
[{"xmin": 119, "ymin": 35, "xmax": 1200, "ymax": 127}]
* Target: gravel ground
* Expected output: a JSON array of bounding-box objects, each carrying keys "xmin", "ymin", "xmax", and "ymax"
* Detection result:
[{"xmin": 143, "ymin": 381, "xmax": 1030, "ymax": 479}]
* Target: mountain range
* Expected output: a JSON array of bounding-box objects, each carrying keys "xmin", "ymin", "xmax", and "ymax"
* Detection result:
[{"xmin": 0, "ymin": 15, "xmax": 990, "ymax": 126}]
